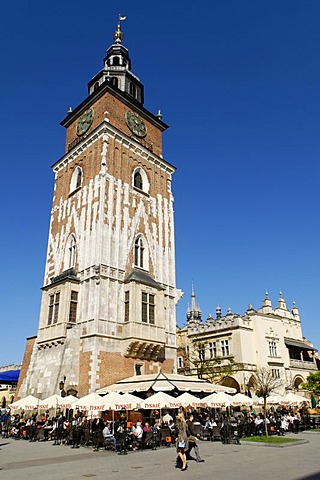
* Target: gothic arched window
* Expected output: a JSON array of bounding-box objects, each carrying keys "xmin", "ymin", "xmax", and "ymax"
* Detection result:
[
  {"xmin": 70, "ymin": 166, "xmax": 82, "ymax": 193},
  {"xmin": 134, "ymin": 171, "xmax": 143, "ymax": 190},
  {"xmin": 76, "ymin": 169, "xmax": 82, "ymax": 189},
  {"xmin": 132, "ymin": 167, "xmax": 149, "ymax": 194},
  {"xmin": 134, "ymin": 236, "xmax": 145, "ymax": 269},
  {"xmin": 64, "ymin": 234, "xmax": 77, "ymax": 271},
  {"xmin": 68, "ymin": 235, "xmax": 77, "ymax": 268}
]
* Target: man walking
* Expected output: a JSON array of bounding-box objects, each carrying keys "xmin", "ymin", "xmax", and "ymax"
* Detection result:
[{"xmin": 186, "ymin": 414, "xmax": 204, "ymax": 463}]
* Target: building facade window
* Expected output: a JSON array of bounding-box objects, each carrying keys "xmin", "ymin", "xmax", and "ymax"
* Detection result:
[
  {"xmin": 209, "ymin": 342, "xmax": 217, "ymax": 358},
  {"xmin": 68, "ymin": 236, "xmax": 76, "ymax": 268},
  {"xmin": 48, "ymin": 292, "xmax": 60, "ymax": 325},
  {"xmin": 271, "ymin": 368, "xmax": 280, "ymax": 379},
  {"xmin": 132, "ymin": 167, "xmax": 149, "ymax": 194},
  {"xmin": 111, "ymin": 77, "xmax": 118, "ymax": 88},
  {"xmin": 141, "ymin": 292, "xmax": 155, "ymax": 324},
  {"xmin": 177, "ymin": 356, "xmax": 184, "ymax": 369},
  {"xmin": 134, "ymin": 171, "xmax": 143, "ymax": 190},
  {"xmin": 135, "ymin": 363, "xmax": 144, "ymax": 376},
  {"xmin": 124, "ymin": 291, "xmax": 130, "ymax": 322},
  {"xmin": 70, "ymin": 166, "xmax": 82, "ymax": 193},
  {"xmin": 130, "ymin": 82, "xmax": 137, "ymax": 98},
  {"xmin": 198, "ymin": 345, "xmax": 205, "ymax": 361},
  {"xmin": 75, "ymin": 169, "xmax": 82, "ymax": 189},
  {"xmin": 68, "ymin": 291, "xmax": 78, "ymax": 323},
  {"xmin": 134, "ymin": 236, "xmax": 145, "ymax": 269},
  {"xmin": 269, "ymin": 341, "xmax": 278, "ymax": 357},
  {"xmin": 221, "ymin": 339, "xmax": 230, "ymax": 357}
]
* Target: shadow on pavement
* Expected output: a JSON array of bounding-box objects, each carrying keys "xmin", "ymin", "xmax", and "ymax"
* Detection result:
[{"xmin": 295, "ymin": 473, "xmax": 320, "ymax": 480}]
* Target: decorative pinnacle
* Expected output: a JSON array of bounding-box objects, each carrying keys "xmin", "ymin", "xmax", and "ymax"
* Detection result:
[
  {"xmin": 114, "ymin": 14, "xmax": 126, "ymax": 44},
  {"xmin": 265, "ymin": 290, "xmax": 269, "ymax": 298}
]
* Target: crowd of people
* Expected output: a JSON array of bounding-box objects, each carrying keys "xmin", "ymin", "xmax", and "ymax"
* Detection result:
[
  {"xmin": 230, "ymin": 408, "xmax": 307, "ymax": 437},
  {"xmin": 0, "ymin": 404, "xmax": 310, "ymax": 471}
]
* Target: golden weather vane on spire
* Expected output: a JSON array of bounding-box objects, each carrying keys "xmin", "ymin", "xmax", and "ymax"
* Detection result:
[{"xmin": 114, "ymin": 14, "xmax": 126, "ymax": 44}]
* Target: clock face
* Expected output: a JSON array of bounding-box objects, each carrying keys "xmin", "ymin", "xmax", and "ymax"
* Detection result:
[
  {"xmin": 125, "ymin": 111, "xmax": 147, "ymax": 138},
  {"xmin": 77, "ymin": 109, "xmax": 94, "ymax": 136}
]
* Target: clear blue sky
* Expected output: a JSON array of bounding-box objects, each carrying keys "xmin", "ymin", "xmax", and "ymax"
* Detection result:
[{"xmin": 1, "ymin": 0, "xmax": 319, "ymax": 365}]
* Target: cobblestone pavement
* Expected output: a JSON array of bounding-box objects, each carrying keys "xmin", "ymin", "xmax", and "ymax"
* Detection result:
[{"xmin": 1, "ymin": 432, "xmax": 320, "ymax": 480}]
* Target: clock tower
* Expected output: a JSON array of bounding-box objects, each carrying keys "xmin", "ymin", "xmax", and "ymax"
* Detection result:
[{"xmin": 17, "ymin": 19, "xmax": 181, "ymax": 398}]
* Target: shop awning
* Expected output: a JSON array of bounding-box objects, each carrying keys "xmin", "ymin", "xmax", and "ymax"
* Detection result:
[
  {"xmin": 0, "ymin": 370, "xmax": 20, "ymax": 383},
  {"xmin": 96, "ymin": 372, "xmax": 236, "ymax": 395},
  {"xmin": 284, "ymin": 338, "xmax": 316, "ymax": 351}
]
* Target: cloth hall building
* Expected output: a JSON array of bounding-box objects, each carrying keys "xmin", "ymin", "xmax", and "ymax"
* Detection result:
[
  {"xmin": 16, "ymin": 20, "xmax": 181, "ymax": 399},
  {"xmin": 177, "ymin": 289, "xmax": 318, "ymax": 397}
]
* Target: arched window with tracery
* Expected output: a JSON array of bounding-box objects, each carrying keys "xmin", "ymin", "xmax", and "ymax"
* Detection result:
[
  {"xmin": 64, "ymin": 234, "xmax": 77, "ymax": 270},
  {"xmin": 68, "ymin": 235, "xmax": 76, "ymax": 268},
  {"xmin": 134, "ymin": 236, "xmax": 145, "ymax": 269}
]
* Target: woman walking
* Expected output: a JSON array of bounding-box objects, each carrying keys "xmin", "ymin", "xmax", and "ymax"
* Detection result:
[{"xmin": 176, "ymin": 410, "xmax": 188, "ymax": 471}]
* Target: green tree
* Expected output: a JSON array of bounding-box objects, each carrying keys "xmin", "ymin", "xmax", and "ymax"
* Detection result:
[
  {"xmin": 252, "ymin": 367, "xmax": 282, "ymax": 436},
  {"xmin": 302, "ymin": 371, "xmax": 320, "ymax": 397},
  {"xmin": 188, "ymin": 340, "xmax": 242, "ymax": 384}
]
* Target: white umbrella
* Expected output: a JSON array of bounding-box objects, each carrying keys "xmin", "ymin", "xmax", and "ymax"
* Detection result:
[
  {"xmin": 103, "ymin": 391, "xmax": 140, "ymax": 411},
  {"xmin": 202, "ymin": 392, "xmax": 232, "ymax": 408},
  {"xmin": 175, "ymin": 392, "xmax": 205, "ymax": 408},
  {"xmin": 71, "ymin": 392, "xmax": 106, "ymax": 413},
  {"xmin": 280, "ymin": 392, "xmax": 311, "ymax": 406},
  {"xmin": 139, "ymin": 391, "xmax": 174, "ymax": 409},
  {"xmin": 10, "ymin": 395, "xmax": 40, "ymax": 411},
  {"xmin": 119, "ymin": 392, "xmax": 142, "ymax": 406},
  {"xmin": 38, "ymin": 394, "xmax": 66, "ymax": 410},
  {"xmin": 230, "ymin": 393, "xmax": 253, "ymax": 407},
  {"xmin": 58, "ymin": 395, "xmax": 78, "ymax": 409},
  {"xmin": 257, "ymin": 394, "xmax": 283, "ymax": 405}
]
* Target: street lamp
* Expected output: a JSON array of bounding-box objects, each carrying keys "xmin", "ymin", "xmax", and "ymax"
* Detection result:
[{"xmin": 59, "ymin": 376, "xmax": 66, "ymax": 397}]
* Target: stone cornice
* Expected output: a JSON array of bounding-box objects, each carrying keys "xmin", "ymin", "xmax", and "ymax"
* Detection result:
[
  {"xmin": 60, "ymin": 81, "xmax": 168, "ymax": 132},
  {"xmin": 52, "ymin": 122, "xmax": 175, "ymax": 175}
]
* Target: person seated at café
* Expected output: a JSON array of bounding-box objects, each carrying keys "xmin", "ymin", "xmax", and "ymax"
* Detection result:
[
  {"xmin": 254, "ymin": 414, "xmax": 264, "ymax": 435},
  {"xmin": 143, "ymin": 422, "xmax": 152, "ymax": 432},
  {"xmin": 103, "ymin": 421, "xmax": 116, "ymax": 450}
]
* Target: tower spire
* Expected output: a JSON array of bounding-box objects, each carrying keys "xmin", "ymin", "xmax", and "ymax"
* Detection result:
[
  {"xmin": 87, "ymin": 14, "xmax": 144, "ymax": 105},
  {"xmin": 186, "ymin": 281, "xmax": 202, "ymax": 324},
  {"xmin": 191, "ymin": 280, "xmax": 197, "ymax": 311}
]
